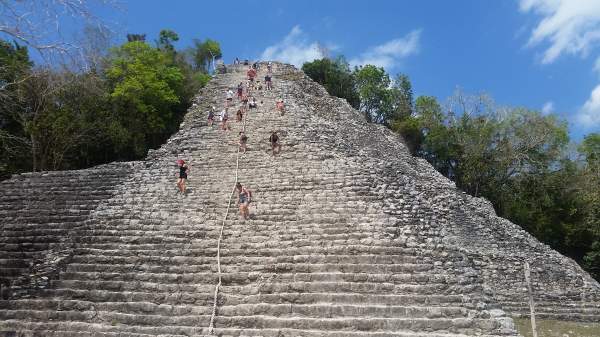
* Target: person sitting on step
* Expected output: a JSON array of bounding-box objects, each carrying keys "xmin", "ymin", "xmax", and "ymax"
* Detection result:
[
  {"xmin": 176, "ymin": 159, "xmax": 189, "ymax": 195},
  {"xmin": 239, "ymin": 131, "xmax": 248, "ymax": 154},
  {"xmin": 269, "ymin": 131, "xmax": 281, "ymax": 156},
  {"xmin": 248, "ymin": 96, "xmax": 258, "ymax": 110},
  {"xmin": 236, "ymin": 182, "xmax": 252, "ymax": 220}
]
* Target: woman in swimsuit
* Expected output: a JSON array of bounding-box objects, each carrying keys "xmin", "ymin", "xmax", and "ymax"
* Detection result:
[
  {"xmin": 236, "ymin": 182, "xmax": 252, "ymax": 220},
  {"xmin": 176, "ymin": 159, "xmax": 189, "ymax": 194}
]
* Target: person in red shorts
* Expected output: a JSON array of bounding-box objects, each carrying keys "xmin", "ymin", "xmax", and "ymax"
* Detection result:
[{"xmin": 247, "ymin": 67, "xmax": 257, "ymax": 83}]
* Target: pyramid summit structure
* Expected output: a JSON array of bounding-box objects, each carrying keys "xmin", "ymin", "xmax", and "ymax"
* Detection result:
[{"xmin": 0, "ymin": 62, "xmax": 599, "ymax": 337}]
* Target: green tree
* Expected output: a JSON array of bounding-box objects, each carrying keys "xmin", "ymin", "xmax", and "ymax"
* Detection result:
[
  {"xmin": 106, "ymin": 41, "xmax": 184, "ymax": 157},
  {"xmin": 579, "ymin": 133, "xmax": 600, "ymax": 261},
  {"xmin": 302, "ymin": 57, "xmax": 360, "ymax": 109},
  {"xmin": 390, "ymin": 73, "xmax": 413, "ymax": 121},
  {"xmin": 353, "ymin": 65, "xmax": 392, "ymax": 124},
  {"xmin": 0, "ymin": 40, "xmax": 33, "ymax": 178},
  {"xmin": 192, "ymin": 38, "xmax": 222, "ymax": 73},
  {"xmin": 584, "ymin": 241, "xmax": 600, "ymax": 281},
  {"xmin": 580, "ymin": 133, "xmax": 600, "ymax": 171},
  {"xmin": 157, "ymin": 29, "xmax": 179, "ymax": 54},
  {"xmin": 392, "ymin": 95, "xmax": 443, "ymax": 155}
]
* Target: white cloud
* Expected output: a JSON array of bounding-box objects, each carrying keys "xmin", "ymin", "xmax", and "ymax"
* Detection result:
[
  {"xmin": 519, "ymin": 0, "xmax": 600, "ymax": 64},
  {"xmin": 350, "ymin": 30, "xmax": 421, "ymax": 69},
  {"xmin": 542, "ymin": 101, "xmax": 555, "ymax": 114},
  {"xmin": 578, "ymin": 84, "xmax": 600, "ymax": 127},
  {"xmin": 260, "ymin": 25, "xmax": 324, "ymax": 67}
]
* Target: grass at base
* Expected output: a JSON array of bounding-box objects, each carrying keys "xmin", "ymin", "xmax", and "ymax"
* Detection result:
[{"xmin": 514, "ymin": 318, "xmax": 600, "ymax": 337}]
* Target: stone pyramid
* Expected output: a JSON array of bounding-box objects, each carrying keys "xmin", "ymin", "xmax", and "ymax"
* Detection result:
[{"xmin": 1, "ymin": 62, "xmax": 599, "ymax": 337}]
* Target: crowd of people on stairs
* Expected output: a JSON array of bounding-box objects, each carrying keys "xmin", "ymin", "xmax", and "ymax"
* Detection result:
[{"xmin": 176, "ymin": 60, "xmax": 284, "ymax": 220}]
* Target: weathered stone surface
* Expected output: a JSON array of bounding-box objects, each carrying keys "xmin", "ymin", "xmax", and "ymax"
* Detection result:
[{"xmin": 0, "ymin": 62, "xmax": 598, "ymax": 336}]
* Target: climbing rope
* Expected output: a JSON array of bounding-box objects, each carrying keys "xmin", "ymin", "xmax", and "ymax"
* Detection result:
[{"xmin": 207, "ymin": 76, "xmax": 249, "ymax": 335}]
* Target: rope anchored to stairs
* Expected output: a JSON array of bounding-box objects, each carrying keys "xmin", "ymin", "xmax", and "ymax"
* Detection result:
[{"xmin": 207, "ymin": 83, "xmax": 249, "ymax": 336}]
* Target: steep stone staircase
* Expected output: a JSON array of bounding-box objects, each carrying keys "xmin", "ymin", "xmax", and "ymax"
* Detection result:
[{"xmin": 0, "ymin": 62, "xmax": 598, "ymax": 337}]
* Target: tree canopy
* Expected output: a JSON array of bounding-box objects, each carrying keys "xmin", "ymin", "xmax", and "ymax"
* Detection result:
[{"xmin": 0, "ymin": 30, "xmax": 220, "ymax": 179}]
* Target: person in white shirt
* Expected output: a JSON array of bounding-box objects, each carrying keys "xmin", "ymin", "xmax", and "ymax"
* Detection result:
[
  {"xmin": 220, "ymin": 108, "xmax": 229, "ymax": 131},
  {"xmin": 226, "ymin": 89, "xmax": 234, "ymax": 106}
]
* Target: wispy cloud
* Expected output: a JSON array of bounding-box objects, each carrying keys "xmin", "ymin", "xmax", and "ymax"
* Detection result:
[
  {"xmin": 519, "ymin": 0, "xmax": 600, "ymax": 64},
  {"xmin": 260, "ymin": 25, "xmax": 325, "ymax": 67},
  {"xmin": 542, "ymin": 101, "xmax": 554, "ymax": 115},
  {"xmin": 578, "ymin": 84, "xmax": 600, "ymax": 128},
  {"xmin": 520, "ymin": 0, "xmax": 600, "ymax": 129},
  {"xmin": 350, "ymin": 30, "xmax": 421, "ymax": 69}
]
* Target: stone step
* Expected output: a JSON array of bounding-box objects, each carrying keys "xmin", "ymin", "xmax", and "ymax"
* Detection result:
[
  {"xmin": 36, "ymin": 288, "xmax": 478, "ymax": 308},
  {"xmin": 58, "ymin": 270, "xmax": 461, "ymax": 287},
  {"xmin": 0, "ymin": 311, "xmax": 504, "ymax": 335},
  {"xmin": 0, "ymin": 329, "xmax": 189, "ymax": 337},
  {"xmin": 68, "ymin": 253, "xmax": 428, "ymax": 266},
  {"xmin": 72, "ymin": 244, "xmax": 433, "ymax": 257},
  {"xmin": 0, "ymin": 300, "xmax": 473, "ymax": 319},
  {"xmin": 57, "ymin": 236, "xmax": 402, "ymax": 248},
  {"xmin": 0, "ymin": 321, "xmax": 515, "ymax": 337},
  {"xmin": 64, "ymin": 262, "xmax": 436, "ymax": 275},
  {"xmin": 51, "ymin": 278, "xmax": 473, "ymax": 297}
]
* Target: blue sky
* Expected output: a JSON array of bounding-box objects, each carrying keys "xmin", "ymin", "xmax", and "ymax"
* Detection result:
[{"xmin": 72, "ymin": 1, "xmax": 600, "ymax": 139}]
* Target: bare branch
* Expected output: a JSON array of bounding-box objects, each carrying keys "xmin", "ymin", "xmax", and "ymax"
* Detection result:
[{"xmin": 0, "ymin": 0, "xmax": 119, "ymax": 63}]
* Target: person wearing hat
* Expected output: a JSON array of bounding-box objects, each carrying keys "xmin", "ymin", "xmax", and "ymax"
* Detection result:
[{"xmin": 176, "ymin": 159, "xmax": 189, "ymax": 194}]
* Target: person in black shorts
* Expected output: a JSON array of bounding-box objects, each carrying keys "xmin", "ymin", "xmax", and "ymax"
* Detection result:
[
  {"xmin": 176, "ymin": 159, "xmax": 189, "ymax": 194},
  {"xmin": 207, "ymin": 107, "xmax": 215, "ymax": 126},
  {"xmin": 269, "ymin": 131, "xmax": 281, "ymax": 156},
  {"xmin": 239, "ymin": 131, "xmax": 248, "ymax": 154},
  {"xmin": 265, "ymin": 74, "xmax": 272, "ymax": 91},
  {"xmin": 236, "ymin": 182, "xmax": 252, "ymax": 220}
]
